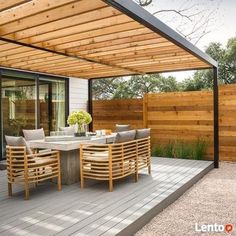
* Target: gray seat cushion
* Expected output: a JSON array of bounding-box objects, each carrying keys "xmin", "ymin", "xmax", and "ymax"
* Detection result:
[
  {"xmin": 135, "ymin": 128, "xmax": 151, "ymax": 139},
  {"xmin": 5, "ymin": 135, "xmax": 32, "ymax": 154},
  {"xmin": 114, "ymin": 130, "xmax": 136, "ymax": 143},
  {"xmin": 23, "ymin": 128, "xmax": 45, "ymax": 141},
  {"xmin": 116, "ymin": 124, "xmax": 130, "ymax": 132},
  {"xmin": 59, "ymin": 126, "xmax": 75, "ymax": 135}
]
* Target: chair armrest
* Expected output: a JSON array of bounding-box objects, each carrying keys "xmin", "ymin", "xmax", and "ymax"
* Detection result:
[
  {"xmin": 6, "ymin": 145, "xmax": 26, "ymax": 151},
  {"xmin": 26, "ymin": 150, "xmax": 59, "ymax": 159},
  {"xmin": 81, "ymin": 143, "xmax": 111, "ymax": 147}
]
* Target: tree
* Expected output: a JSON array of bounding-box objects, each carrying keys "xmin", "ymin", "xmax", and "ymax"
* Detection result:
[
  {"xmin": 134, "ymin": 0, "xmax": 152, "ymax": 7},
  {"xmin": 92, "ymin": 78, "xmax": 119, "ymax": 99},
  {"xmin": 190, "ymin": 37, "xmax": 236, "ymax": 88},
  {"xmin": 92, "ymin": 74, "xmax": 180, "ymax": 100},
  {"xmin": 224, "ymin": 38, "xmax": 236, "ymax": 83},
  {"xmin": 180, "ymin": 74, "xmax": 212, "ymax": 91},
  {"xmin": 92, "ymin": 1, "xmax": 225, "ymax": 98},
  {"xmin": 134, "ymin": 0, "xmax": 220, "ymax": 45}
]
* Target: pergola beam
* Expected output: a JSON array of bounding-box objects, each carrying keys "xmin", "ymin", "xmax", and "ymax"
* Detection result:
[
  {"xmin": 0, "ymin": 0, "xmax": 216, "ymax": 78},
  {"xmin": 104, "ymin": 0, "xmax": 217, "ymax": 68},
  {"xmin": 0, "ymin": 37, "xmax": 143, "ymax": 75},
  {"xmin": 0, "ymin": 0, "xmax": 219, "ymax": 167}
]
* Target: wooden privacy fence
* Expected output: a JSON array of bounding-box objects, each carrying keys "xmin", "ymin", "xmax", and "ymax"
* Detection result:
[
  {"xmin": 93, "ymin": 84, "xmax": 236, "ymax": 161},
  {"xmin": 93, "ymin": 99, "xmax": 143, "ymax": 131}
]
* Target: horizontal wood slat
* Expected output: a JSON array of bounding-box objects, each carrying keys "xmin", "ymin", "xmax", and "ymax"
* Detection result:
[
  {"xmin": 0, "ymin": 0, "xmax": 212, "ymax": 78},
  {"xmin": 93, "ymin": 99, "xmax": 144, "ymax": 131},
  {"xmin": 93, "ymin": 84, "xmax": 236, "ymax": 161}
]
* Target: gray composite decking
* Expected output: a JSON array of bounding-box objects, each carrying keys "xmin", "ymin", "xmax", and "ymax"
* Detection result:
[{"xmin": 0, "ymin": 157, "xmax": 213, "ymax": 236}]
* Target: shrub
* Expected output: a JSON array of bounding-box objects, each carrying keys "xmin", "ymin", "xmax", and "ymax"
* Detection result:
[
  {"xmin": 152, "ymin": 138, "xmax": 208, "ymax": 160},
  {"xmin": 174, "ymin": 140, "xmax": 192, "ymax": 159},
  {"xmin": 163, "ymin": 141, "xmax": 175, "ymax": 158},
  {"xmin": 152, "ymin": 144, "xmax": 164, "ymax": 157},
  {"xmin": 192, "ymin": 138, "xmax": 207, "ymax": 160}
]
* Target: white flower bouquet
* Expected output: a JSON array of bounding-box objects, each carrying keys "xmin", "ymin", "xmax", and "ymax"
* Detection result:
[{"xmin": 67, "ymin": 110, "xmax": 92, "ymax": 136}]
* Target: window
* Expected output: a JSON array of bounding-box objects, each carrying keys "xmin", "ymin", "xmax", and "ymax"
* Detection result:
[{"xmin": 0, "ymin": 69, "xmax": 69, "ymax": 159}]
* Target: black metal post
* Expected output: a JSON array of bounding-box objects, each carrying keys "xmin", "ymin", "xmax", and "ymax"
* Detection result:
[
  {"xmin": 65, "ymin": 78, "xmax": 70, "ymax": 126},
  {"xmin": 88, "ymin": 79, "xmax": 93, "ymax": 132},
  {"xmin": 36, "ymin": 76, "xmax": 40, "ymax": 129},
  {"xmin": 48, "ymin": 82, "xmax": 53, "ymax": 131},
  {"xmin": 213, "ymin": 66, "xmax": 219, "ymax": 168},
  {"xmin": 0, "ymin": 70, "xmax": 2, "ymax": 160}
]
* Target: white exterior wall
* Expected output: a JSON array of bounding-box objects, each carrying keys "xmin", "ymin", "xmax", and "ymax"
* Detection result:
[{"xmin": 69, "ymin": 77, "xmax": 88, "ymax": 113}]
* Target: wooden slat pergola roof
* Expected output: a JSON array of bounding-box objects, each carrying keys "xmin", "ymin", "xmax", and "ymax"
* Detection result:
[{"xmin": 0, "ymin": 0, "xmax": 217, "ymax": 79}]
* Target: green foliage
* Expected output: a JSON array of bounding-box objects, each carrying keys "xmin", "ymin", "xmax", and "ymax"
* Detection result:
[
  {"xmin": 8, "ymin": 118, "xmax": 26, "ymax": 136},
  {"xmin": 174, "ymin": 141, "xmax": 192, "ymax": 159},
  {"xmin": 92, "ymin": 74, "xmax": 180, "ymax": 100},
  {"xmin": 152, "ymin": 141, "xmax": 174, "ymax": 158},
  {"xmin": 92, "ymin": 37, "xmax": 236, "ymax": 99},
  {"xmin": 152, "ymin": 143, "xmax": 165, "ymax": 157},
  {"xmin": 192, "ymin": 37, "xmax": 236, "ymax": 86},
  {"xmin": 180, "ymin": 73, "xmax": 213, "ymax": 91},
  {"xmin": 163, "ymin": 141, "xmax": 175, "ymax": 158},
  {"xmin": 67, "ymin": 111, "xmax": 92, "ymax": 132},
  {"xmin": 192, "ymin": 138, "xmax": 208, "ymax": 160},
  {"xmin": 152, "ymin": 138, "xmax": 207, "ymax": 160}
]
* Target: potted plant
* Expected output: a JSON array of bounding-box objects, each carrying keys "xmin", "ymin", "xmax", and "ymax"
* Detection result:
[{"xmin": 67, "ymin": 110, "xmax": 92, "ymax": 137}]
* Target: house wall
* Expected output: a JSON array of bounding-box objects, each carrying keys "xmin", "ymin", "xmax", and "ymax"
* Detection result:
[{"xmin": 69, "ymin": 77, "xmax": 88, "ymax": 113}]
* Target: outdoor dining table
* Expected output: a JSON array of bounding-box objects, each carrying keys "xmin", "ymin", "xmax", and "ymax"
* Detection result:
[{"xmin": 28, "ymin": 135, "xmax": 116, "ymax": 185}]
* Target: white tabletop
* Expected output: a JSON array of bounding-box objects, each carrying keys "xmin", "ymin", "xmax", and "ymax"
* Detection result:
[{"xmin": 29, "ymin": 134, "xmax": 116, "ymax": 151}]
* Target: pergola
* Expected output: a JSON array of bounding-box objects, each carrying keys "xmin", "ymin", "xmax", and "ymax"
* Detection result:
[{"xmin": 0, "ymin": 0, "xmax": 218, "ymax": 167}]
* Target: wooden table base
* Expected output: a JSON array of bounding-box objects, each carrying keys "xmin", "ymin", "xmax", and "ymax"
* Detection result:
[{"xmin": 60, "ymin": 150, "xmax": 80, "ymax": 185}]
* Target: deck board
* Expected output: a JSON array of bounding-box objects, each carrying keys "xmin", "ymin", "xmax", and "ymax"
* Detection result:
[{"xmin": 0, "ymin": 157, "xmax": 213, "ymax": 236}]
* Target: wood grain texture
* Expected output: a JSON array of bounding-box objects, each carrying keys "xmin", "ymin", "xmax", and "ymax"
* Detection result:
[
  {"xmin": 80, "ymin": 137, "xmax": 151, "ymax": 192},
  {"xmin": 93, "ymin": 84, "xmax": 236, "ymax": 161},
  {"xmin": 0, "ymin": 0, "xmax": 212, "ymax": 78},
  {"xmin": 6, "ymin": 146, "xmax": 61, "ymax": 200},
  {"xmin": 93, "ymin": 99, "xmax": 144, "ymax": 131}
]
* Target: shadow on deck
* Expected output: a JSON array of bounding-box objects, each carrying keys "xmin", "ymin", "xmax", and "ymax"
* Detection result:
[{"xmin": 0, "ymin": 157, "xmax": 213, "ymax": 236}]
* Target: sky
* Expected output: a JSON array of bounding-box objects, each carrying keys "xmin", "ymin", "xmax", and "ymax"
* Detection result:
[{"xmin": 140, "ymin": 0, "xmax": 236, "ymax": 81}]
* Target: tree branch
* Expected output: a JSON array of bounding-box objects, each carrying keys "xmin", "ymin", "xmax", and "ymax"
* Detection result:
[{"xmin": 153, "ymin": 9, "xmax": 192, "ymax": 22}]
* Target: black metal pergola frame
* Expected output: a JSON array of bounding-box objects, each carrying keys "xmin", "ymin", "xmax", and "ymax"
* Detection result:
[
  {"xmin": 88, "ymin": 0, "xmax": 219, "ymax": 168},
  {"xmin": 0, "ymin": 0, "xmax": 219, "ymax": 167}
]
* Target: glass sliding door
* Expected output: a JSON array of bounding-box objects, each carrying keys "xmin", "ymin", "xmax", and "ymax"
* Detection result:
[
  {"xmin": 39, "ymin": 77, "xmax": 66, "ymax": 135},
  {"xmin": 0, "ymin": 69, "xmax": 68, "ymax": 159},
  {"xmin": 1, "ymin": 72, "xmax": 37, "ymax": 156}
]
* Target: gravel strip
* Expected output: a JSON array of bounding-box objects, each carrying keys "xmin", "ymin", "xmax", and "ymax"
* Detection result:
[{"xmin": 136, "ymin": 162, "xmax": 236, "ymax": 236}]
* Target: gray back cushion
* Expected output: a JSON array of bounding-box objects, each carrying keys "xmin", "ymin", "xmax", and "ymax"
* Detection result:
[
  {"xmin": 116, "ymin": 124, "xmax": 130, "ymax": 132},
  {"xmin": 23, "ymin": 128, "xmax": 45, "ymax": 141},
  {"xmin": 135, "ymin": 128, "xmax": 151, "ymax": 139},
  {"xmin": 59, "ymin": 126, "xmax": 75, "ymax": 135},
  {"xmin": 5, "ymin": 135, "xmax": 32, "ymax": 154},
  {"xmin": 114, "ymin": 130, "xmax": 136, "ymax": 143}
]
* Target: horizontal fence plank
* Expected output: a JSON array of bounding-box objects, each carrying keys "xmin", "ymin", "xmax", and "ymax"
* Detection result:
[
  {"xmin": 93, "ymin": 99, "xmax": 144, "ymax": 132},
  {"xmin": 93, "ymin": 84, "xmax": 236, "ymax": 161}
]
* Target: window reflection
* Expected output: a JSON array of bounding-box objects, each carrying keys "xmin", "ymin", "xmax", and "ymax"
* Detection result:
[{"xmin": 1, "ymin": 70, "xmax": 67, "ymax": 158}]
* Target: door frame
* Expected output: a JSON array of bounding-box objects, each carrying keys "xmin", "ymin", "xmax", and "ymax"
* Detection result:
[{"xmin": 0, "ymin": 68, "xmax": 69, "ymax": 160}]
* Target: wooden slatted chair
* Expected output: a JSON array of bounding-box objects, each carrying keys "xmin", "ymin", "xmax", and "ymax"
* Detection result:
[
  {"xmin": 23, "ymin": 128, "xmax": 50, "ymax": 153},
  {"xmin": 6, "ymin": 146, "xmax": 61, "ymax": 200},
  {"xmin": 80, "ymin": 134, "xmax": 151, "ymax": 192},
  {"xmin": 137, "ymin": 137, "xmax": 151, "ymax": 175},
  {"xmin": 80, "ymin": 141, "xmax": 138, "ymax": 192}
]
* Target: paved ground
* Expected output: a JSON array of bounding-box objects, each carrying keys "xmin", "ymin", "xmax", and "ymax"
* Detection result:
[{"xmin": 136, "ymin": 162, "xmax": 236, "ymax": 236}]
